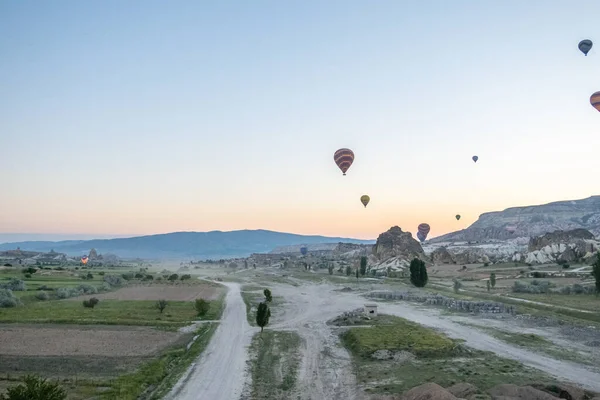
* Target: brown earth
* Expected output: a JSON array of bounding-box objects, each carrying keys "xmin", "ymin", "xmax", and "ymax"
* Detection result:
[
  {"xmin": 0, "ymin": 324, "xmax": 184, "ymax": 357},
  {"xmin": 70, "ymin": 283, "xmax": 221, "ymax": 301}
]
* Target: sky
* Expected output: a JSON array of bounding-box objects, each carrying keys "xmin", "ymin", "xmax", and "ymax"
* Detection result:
[{"xmin": 1, "ymin": 0, "xmax": 600, "ymax": 241}]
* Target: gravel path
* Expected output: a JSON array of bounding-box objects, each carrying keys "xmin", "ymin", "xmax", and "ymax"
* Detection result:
[{"xmin": 165, "ymin": 282, "xmax": 252, "ymax": 400}]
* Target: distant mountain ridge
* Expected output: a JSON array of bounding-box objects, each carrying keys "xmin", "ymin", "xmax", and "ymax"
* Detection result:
[
  {"xmin": 0, "ymin": 229, "xmax": 374, "ymax": 259},
  {"xmin": 432, "ymin": 195, "xmax": 600, "ymax": 242}
]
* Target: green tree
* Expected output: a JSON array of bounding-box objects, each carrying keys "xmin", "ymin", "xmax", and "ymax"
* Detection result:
[
  {"xmin": 409, "ymin": 258, "xmax": 428, "ymax": 288},
  {"xmin": 0, "ymin": 375, "xmax": 66, "ymax": 400},
  {"xmin": 345, "ymin": 266, "xmax": 352, "ymax": 276},
  {"xmin": 155, "ymin": 299, "xmax": 168, "ymax": 313},
  {"xmin": 263, "ymin": 288, "xmax": 272, "ymax": 302},
  {"xmin": 360, "ymin": 256, "xmax": 367, "ymax": 276},
  {"xmin": 256, "ymin": 302, "xmax": 271, "ymax": 333},
  {"xmin": 195, "ymin": 298, "xmax": 210, "ymax": 316},
  {"xmin": 328, "ymin": 264, "xmax": 334, "ymax": 275},
  {"xmin": 168, "ymin": 274, "xmax": 178, "ymax": 281},
  {"xmin": 486, "ymin": 280, "xmax": 491, "ymax": 292},
  {"xmin": 356, "ymin": 267, "xmax": 359, "ymax": 281},
  {"xmin": 244, "ymin": 260, "xmax": 248, "ymax": 269},
  {"xmin": 592, "ymin": 252, "xmax": 600, "ymax": 295},
  {"xmin": 490, "ymin": 273, "xmax": 496, "ymax": 289},
  {"xmin": 453, "ymin": 279, "xmax": 462, "ymax": 293}
]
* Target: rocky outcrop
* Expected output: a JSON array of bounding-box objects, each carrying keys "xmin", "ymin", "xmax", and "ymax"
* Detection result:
[
  {"xmin": 453, "ymin": 248, "xmax": 490, "ymax": 264},
  {"xmin": 528, "ymin": 229, "xmax": 594, "ymax": 251},
  {"xmin": 401, "ymin": 383, "xmax": 459, "ymax": 400},
  {"xmin": 432, "ymin": 196, "xmax": 600, "ymax": 242},
  {"xmin": 488, "ymin": 384, "xmax": 559, "ymax": 400},
  {"xmin": 511, "ymin": 229, "xmax": 599, "ymax": 264},
  {"xmin": 431, "ymin": 247, "xmax": 455, "ymax": 264},
  {"xmin": 373, "ymin": 226, "xmax": 424, "ymax": 261}
]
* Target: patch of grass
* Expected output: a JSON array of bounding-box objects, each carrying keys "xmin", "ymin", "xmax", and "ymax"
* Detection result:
[
  {"xmin": 341, "ymin": 314, "xmax": 555, "ymax": 395},
  {"xmin": 0, "ymin": 299, "xmax": 221, "ymax": 327},
  {"xmin": 106, "ymin": 323, "xmax": 218, "ymax": 399},
  {"xmin": 508, "ymin": 293, "xmax": 600, "ymax": 313},
  {"xmin": 456, "ymin": 323, "xmax": 594, "ymax": 366},
  {"xmin": 242, "ymin": 292, "xmax": 263, "ymax": 326},
  {"xmin": 248, "ymin": 330, "xmax": 301, "ymax": 399},
  {"xmin": 341, "ymin": 315, "xmax": 458, "ymax": 358}
]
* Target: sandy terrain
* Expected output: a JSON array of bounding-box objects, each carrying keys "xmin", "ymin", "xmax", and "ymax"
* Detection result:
[
  {"xmin": 70, "ymin": 283, "xmax": 221, "ymax": 301},
  {"xmin": 166, "ymin": 282, "xmax": 252, "ymax": 400},
  {"xmin": 0, "ymin": 324, "xmax": 182, "ymax": 357}
]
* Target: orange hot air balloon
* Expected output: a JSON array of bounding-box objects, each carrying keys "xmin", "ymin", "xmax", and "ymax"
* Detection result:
[
  {"xmin": 334, "ymin": 148, "xmax": 354, "ymax": 175},
  {"xmin": 81, "ymin": 255, "xmax": 89, "ymax": 265},
  {"xmin": 591, "ymin": 92, "xmax": 600, "ymax": 113}
]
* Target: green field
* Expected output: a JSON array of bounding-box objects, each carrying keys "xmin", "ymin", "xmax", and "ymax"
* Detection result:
[{"xmin": 341, "ymin": 314, "xmax": 557, "ymax": 395}]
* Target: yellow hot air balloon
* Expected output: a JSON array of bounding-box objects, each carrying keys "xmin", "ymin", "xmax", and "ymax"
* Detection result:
[
  {"xmin": 591, "ymin": 92, "xmax": 600, "ymax": 113},
  {"xmin": 360, "ymin": 195, "xmax": 370, "ymax": 208}
]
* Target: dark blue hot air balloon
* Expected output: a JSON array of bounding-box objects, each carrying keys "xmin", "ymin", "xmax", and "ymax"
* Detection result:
[{"xmin": 300, "ymin": 246, "xmax": 308, "ymax": 256}]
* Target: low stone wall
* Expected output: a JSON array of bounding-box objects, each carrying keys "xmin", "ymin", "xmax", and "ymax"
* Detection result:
[{"xmin": 367, "ymin": 291, "xmax": 515, "ymax": 315}]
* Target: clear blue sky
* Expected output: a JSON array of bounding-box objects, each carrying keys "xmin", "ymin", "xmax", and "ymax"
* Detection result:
[{"xmin": 1, "ymin": 0, "xmax": 599, "ymax": 240}]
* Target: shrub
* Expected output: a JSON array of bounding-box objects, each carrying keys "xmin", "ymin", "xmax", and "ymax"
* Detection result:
[
  {"xmin": 35, "ymin": 291, "xmax": 50, "ymax": 301},
  {"xmin": 483, "ymin": 262, "xmax": 490, "ymax": 267},
  {"xmin": 83, "ymin": 298, "xmax": 99, "ymax": 308},
  {"xmin": 490, "ymin": 273, "xmax": 496, "ymax": 288},
  {"xmin": 180, "ymin": 274, "xmax": 191, "ymax": 281},
  {"xmin": 100, "ymin": 282, "xmax": 112, "ymax": 292},
  {"xmin": 134, "ymin": 272, "xmax": 144, "ymax": 279},
  {"xmin": 77, "ymin": 284, "xmax": 98, "ymax": 294},
  {"xmin": 409, "ymin": 258, "xmax": 428, "ymax": 288},
  {"xmin": 103, "ymin": 275, "xmax": 124, "ymax": 287},
  {"xmin": 345, "ymin": 266, "xmax": 352, "ymax": 276},
  {"xmin": 85, "ymin": 272, "xmax": 94, "ymax": 280},
  {"xmin": 0, "ymin": 289, "xmax": 21, "ymax": 308},
  {"xmin": 56, "ymin": 287, "xmax": 83, "ymax": 299},
  {"xmin": 512, "ymin": 280, "xmax": 555, "ymax": 294},
  {"xmin": 532, "ymin": 271, "xmax": 547, "ymax": 278},
  {"xmin": 328, "ymin": 265, "xmax": 334, "ymax": 275},
  {"xmin": 98, "ymin": 271, "xmax": 105, "ymax": 275},
  {"xmin": 22, "ymin": 267, "xmax": 37, "ymax": 275},
  {"xmin": 256, "ymin": 302, "xmax": 271, "ymax": 333},
  {"xmin": 24, "ymin": 273, "xmax": 32, "ymax": 278},
  {"xmin": 0, "ymin": 375, "xmax": 67, "ymax": 400},
  {"xmin": 168, "ymin": 274, "xmax": 179, "ymax": 281},
  {"xmin": 55, "ymin": 266, "xmax": 65, "ymax": 271},
  {"xmin": 453, "ymin": 279, "xmax": 462, "ymax": 293},
  {"xmin": 121, "ymin": 272, "xmax": 134, "ymax": 280},
  {"xmin": 143, "ymin": 274, "xmax": 154, "ymax": 281},
  {"xmin": 37, "ymin": 285, "xmax": 52, "ymax": 291},
  {"xmin": 156, "ymin": 299, "xmax": 168, "ymax": 313},
  {"xmin": 195, "ymin": 298, "xmax": 210, "ymax": 316},
  {"xmin": 264, "ymin": 288, "xmax": 272, "ymax": 302},
  {"xmin": 0, "ymin": 278, "xmax": 26, "ymax": 291}
]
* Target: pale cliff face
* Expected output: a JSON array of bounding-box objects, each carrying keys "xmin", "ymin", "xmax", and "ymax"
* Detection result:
[{"xmin": 432, "ymin": 196, "xmax": 600, "ymax": 242}]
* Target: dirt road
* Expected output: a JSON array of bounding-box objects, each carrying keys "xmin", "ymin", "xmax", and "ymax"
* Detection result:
[
  {"xmin": 269, "ymin": 281, "xmax": 600, "ymax": 394},
  {"xmin": 165, "ymin": 282, "xmax": 252, "ymax": 400}
]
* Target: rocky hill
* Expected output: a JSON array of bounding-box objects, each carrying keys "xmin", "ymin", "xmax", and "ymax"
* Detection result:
[
  {"xmin": 432, "ymin": 196, "xmax": 600, "ymax": 242},
  {"xmin": 370, "ymin": 226, "xmax": 426, "ymax": 271}
]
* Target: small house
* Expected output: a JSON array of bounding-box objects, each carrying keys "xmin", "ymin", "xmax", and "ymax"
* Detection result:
[{"xmin": 364, "ymin": 303, "xmax": 378, "ymax": 317}]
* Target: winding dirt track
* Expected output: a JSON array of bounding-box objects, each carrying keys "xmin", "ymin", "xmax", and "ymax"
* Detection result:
[{"xmin": 165, "ymin": 282, "xmax": 252, "ymax": 400}]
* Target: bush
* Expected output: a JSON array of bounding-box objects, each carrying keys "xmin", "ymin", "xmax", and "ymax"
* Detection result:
[
  {"xmin": 77, "ymin": 284, "xmax": 97, "ymax": 294},
  {"xmin": 0, "ymin": 278, "xmax": 26, "ymax": 291},
  {"xmin": 168, "ymin": 274, "xmax": 179, "ymax": 281},
  {"xmin": 82, "ymin": 298, "xmax": 99, "ymax": 308},
  {"xmin": 100, "ymin": 282, "xmax": 112, "ymax": 292},
  {"xmin": 143, "ymin": 274, "xmax": 154, "ymax": 281},
  {"xmin": 453, "ymin": 279, "xmax": 462, "ymax": 293},
  {"xmin": 98, "ymin": 271, "xmax": 105, "ymax": 275},
  {"xmin": 264, "ymin": 288, "xmax": 272, "ymax": 302},
  {"xmin": 22, "ymin": 267, "xmax": 37, "ymax": 275},
  {"xmin": 345, "ymin": 266, "xmax": 352, "ymax": 276},
  {"xmin": 483, "ymin": 262, "xmax": 490, "ymax": 267},
  {"xmin": 0, "ymin": 289, "xmax": 21, "ymax": 308},
  {"xmin": 532, "ymin": 271, "xmax": 547, "ymax": 278},
  {"xmin": 56, "ymin": 287, "xmax": 83, "ymax": 299},
  {"xmin": 0, "ymin": 375, "xmax": 67, "ymax": 400},
  {"xmin": 35, "ymin": 291, "xmax": 50, "ymax": 301},
  {"xmin": 512, "ymin": 280, "xmax": 555, "ymax": 294},
  {"xmin": 195, "ymin": 298, "xmax": 210, "ymax": 316},
  {"xmin": 121, "ymin": 272, "xmax": 134, "ymax": 280},
  {"xmin": 103, "ymin": 275, "xmax": 125, "ymax": 287},
  {"xmin": 24, "ymin": 273, "xmax": 32, "ymax": 279},
  {"xmin": 180, "ymin": 274, "xmax": 191, "ymax": 281},
  {"xmin": 37, "ymin": 285, "xmax": 52, "ymax": 291},
  {"xmin": 84, "ymin": 272, "xmax": 94, "ymax": 280}
]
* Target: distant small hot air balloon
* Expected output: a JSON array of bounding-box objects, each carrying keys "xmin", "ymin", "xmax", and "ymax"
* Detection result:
[
  {"xmin": 591, "ymin": 91, "xmax": 600, "ymax": 113},
  {"xmin": 416, "ymin": 231, "xmax": 426, "ymax": 243},
  {"xmin": 360, "ymin": 195, "xmax": 370, "ymax": 208},
  {"xmin": 579, "ymin": 39, "xmax": 593, "ymax": 56},
  {"xmin": 417, "ymin": 223, "xmax": 431, "ymax": 239},
  {"xmin": 334, "ymin": 148, "xmax": 354, "ymax": 175},
  {"xmin": 81, "ymin": 255, "xmax": 89, "ymax": 265},
  {"xmin": 472, "ymin": 155, "xmax": 478, "ymax": 163},
  {"xmin": 455, "ymin": 214, "xmax": 461, "ymax": 221},
  {"xmin": 300, "ymin": 246, "xmax": 308, "ymax": 256}
]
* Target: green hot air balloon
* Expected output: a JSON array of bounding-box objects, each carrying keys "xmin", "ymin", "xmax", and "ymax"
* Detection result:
[{"xmin": 455, "ymin": 214, "xmax": 461, "ymax": 221}]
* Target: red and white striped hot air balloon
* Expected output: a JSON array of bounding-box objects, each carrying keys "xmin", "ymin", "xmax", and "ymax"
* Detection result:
[{"xmin": 334, "ymin": 148, "xmax": 354, "ymax": 176}]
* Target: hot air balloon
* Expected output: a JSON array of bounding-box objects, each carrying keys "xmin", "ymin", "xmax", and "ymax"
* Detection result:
[
  {"xmin": 416, "ymin": 231, "xmax": 426, "ymax": 243},
  {"xmin": 417, "ymin": 223, "xmax": 431, "ymax": 238},
  {"xmin": 300, "ymin": 246, "xmax": 308, "ymax": 256},
  {"xmin": 579, "ymin": 39, "xmax": 593, "ymax": 56},
  {"xmin": 334, "ymin": 148, "xmax": 354, "ymax": 175},
  {"xmin": 360, "ymin": 195, "xmax": 370, "ymax": 208},
  {"xmin": 455, "ymin": 214, "xmax": 461, "ymax": 221},
  {"xmin": 591, "ymin": 92, "xmax": 600, "ymax": 113},
  {"xmin": 81, "ymin": 255, "xmax": 89, "ymax": 265},
  {"xmin": 472, "ymin": 155, "xmax": 478, "ymax": 163}
]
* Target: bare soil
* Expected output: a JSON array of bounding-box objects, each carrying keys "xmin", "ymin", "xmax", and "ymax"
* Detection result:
[
  {"xmin": 70, "ymin": 283, "xmax": 221, "ymax": 301},
  {"xmin": 0, "ymin": 324, "xmax": 184, "ymax": 357}
]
